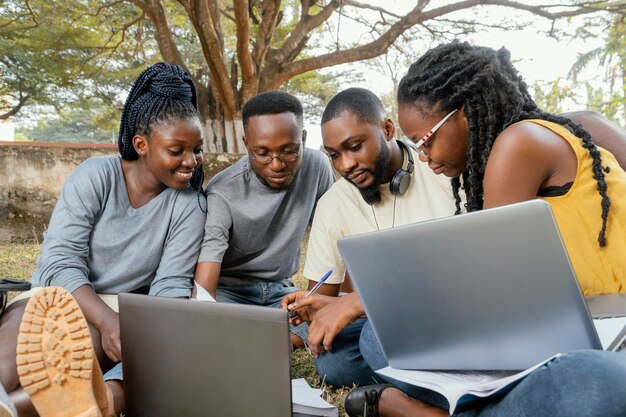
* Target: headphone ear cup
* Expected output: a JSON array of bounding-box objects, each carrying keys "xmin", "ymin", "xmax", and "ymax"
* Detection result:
[
  {"xmin": 390, "ymin": 170, "xmax": 411, "ymax": 196},
  {"xmin": 389, "ymin": 140, "xmax": 413, "ymax": 196}
]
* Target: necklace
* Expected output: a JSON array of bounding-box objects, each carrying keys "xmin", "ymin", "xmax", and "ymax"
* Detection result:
[{"xmin": 371, "ymin": 194, "xmax": 397, "ymax": 231}]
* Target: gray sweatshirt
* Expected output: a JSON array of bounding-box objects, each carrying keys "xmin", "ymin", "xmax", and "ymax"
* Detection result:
[
  {"xmin": 198, "ymin": 148, "xmax": 334, "ymax": 285},
  {"xmin": 31, "ymin": 156, "xmax": 206, "ymax": 298}
]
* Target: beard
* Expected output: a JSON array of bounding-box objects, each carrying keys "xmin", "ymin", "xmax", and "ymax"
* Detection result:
[{"xmin": 344, "ymin": 137, "xmax": 391, "ymax": 205}]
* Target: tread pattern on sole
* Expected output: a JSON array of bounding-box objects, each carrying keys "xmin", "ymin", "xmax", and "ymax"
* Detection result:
[{"xmin": 16, "ymin": 287, "xmax": 96, "ymax": 404}]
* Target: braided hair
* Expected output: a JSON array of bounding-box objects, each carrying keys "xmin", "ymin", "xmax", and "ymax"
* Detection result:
[
  {"xmin": 118, "ymin": 62, "xmax": 205, "ymax": 193},
  {"xmin": 397, "ymin": 41, "xmax": 611, "ymax": 246}
]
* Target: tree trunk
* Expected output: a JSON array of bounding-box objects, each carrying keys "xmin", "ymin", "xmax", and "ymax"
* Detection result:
[
  {"xmin": 621, "ymin": 65, "xmax": 626, "ymax": 127},
  {"xmin": 203, "ymin": 118, "xmax": 245, "ymax": 153}
]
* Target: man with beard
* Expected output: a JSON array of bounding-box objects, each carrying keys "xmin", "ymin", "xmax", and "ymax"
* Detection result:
[
  {"xmin": 284, "ymin": 91, "xmax": 626, "ymax": 390},
  {"xmin": 289, "ymin": 88, "xmax": 459, "ymax": 387}
]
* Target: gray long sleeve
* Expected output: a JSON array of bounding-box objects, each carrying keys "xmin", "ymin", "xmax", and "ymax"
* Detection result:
[
  {"xmin": 31, "ymin": 156, "xmax": 206, "ymax": 298},
  {"xmin": 198, "ymin": 148, "xmax": 334, "ymax": 285}
]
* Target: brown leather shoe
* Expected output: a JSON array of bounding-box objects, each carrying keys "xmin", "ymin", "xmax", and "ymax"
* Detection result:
[{"xmin": 16, "ymin": 287, "xmax": 106, "ymax": 417}]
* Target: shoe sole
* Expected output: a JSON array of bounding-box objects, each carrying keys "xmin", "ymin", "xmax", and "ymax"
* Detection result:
[{"xmin": 16, "ymin": 287, "xmax": 102, "ymax": 417}]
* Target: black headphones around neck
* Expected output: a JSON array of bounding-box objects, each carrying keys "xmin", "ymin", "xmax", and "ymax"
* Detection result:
[{"xmin": 389, "ymin": 140, "xmax": 414, "ymax": 196}]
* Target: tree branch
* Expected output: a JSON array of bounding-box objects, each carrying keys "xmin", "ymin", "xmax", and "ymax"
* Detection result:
[
  {"xmin": 343, "ymin": 0, "xmax": 403, "ymax": 19},
  {"xmin": 251, "ymin": 0, "xmax": 281, "ymax": 68},
  {"xmin": 233, "ymin": 0, "xmax": 257, "ymax": 103},
  {"xmin": 0, "ymin": 91, "xmax": 32, "ymax": 120},
  {"xmin": 266, "ymin": 0, "xmax": 343, "ymax": 68},
  {"xmin": 0, "ymin": 0, "xmax": 39, "ymax": 30},
  {"xmin": 266, "ymin": 0, "xmax": 619, "ymax": 88},
  {"xmin": 132, "ymin": 0, "xmax": 186, "ymax": 67},
  {"xmin": 178, "ymin": 0, "xmax": 237, "ymax": 118}
]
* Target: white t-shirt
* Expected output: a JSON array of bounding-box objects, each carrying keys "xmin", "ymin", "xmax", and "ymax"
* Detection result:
[{"xmin": 304, "ymin": 147, "xmax": 461, "ymax": 285}]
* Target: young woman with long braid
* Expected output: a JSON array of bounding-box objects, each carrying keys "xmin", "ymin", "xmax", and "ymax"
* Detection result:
[
  {"xmin": 396, "ymin": 41, "xmax": 626, "ymax": 296},
  {"xmin": 342, "ymin": 42, "xmax": 626, "ymax": 417},
  {"xmin": 0, "ymin": 62, "xmax": 206, "ymax": 417}
]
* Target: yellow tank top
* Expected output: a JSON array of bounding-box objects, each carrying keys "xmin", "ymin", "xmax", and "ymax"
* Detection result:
[{"xmin": 522, "ymin": 120, "xmax": 626, "ymax": 296}]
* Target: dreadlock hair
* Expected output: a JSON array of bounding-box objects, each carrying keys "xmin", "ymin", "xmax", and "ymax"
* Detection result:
[
  {"xmin": 242, "ymin": 91, "xmax": 304, "ymax": 131},
  {"xmin": 398, "ymin": 41, "xmax": 611, "ymax": 246},
  {"xmin": 118, "ymin": 62, "xmax": 205, "ymax": 194},
  {"xmin": 321, "ymin": 87, "xmax": 386, "ymax": 125}
]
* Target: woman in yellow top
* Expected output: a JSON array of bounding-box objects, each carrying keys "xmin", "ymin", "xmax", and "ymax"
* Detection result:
[
  {"xmin": 342, "ymin": 41, "xmax": 626, "ymax": 417},
  {"xmin": 396, "ymin": 43, "xmax": 626, "ymax": 297}
]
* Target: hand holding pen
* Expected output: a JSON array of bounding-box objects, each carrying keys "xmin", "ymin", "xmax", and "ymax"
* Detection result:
[{"xmin": 286, "ymin": 269, "xmax": 333, "ymax": 319}]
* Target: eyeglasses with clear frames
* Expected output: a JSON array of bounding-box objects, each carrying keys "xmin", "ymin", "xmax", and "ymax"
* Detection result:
[
  {"xmin": 249, "ymin": 147, "xmax": 301, "ymax": 164},
  {"xmin": 404, "ymin": 109, "xmax": 458, "ymax": 158}
]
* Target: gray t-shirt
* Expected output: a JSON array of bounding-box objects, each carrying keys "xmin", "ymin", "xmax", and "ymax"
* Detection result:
[
  {"xmin": 31, "ymin": 156, "xmax": 206, "ymax": 298},
  {"xmin": 198, "ymin": 148, "xmax": 334, "ymax": 285}
]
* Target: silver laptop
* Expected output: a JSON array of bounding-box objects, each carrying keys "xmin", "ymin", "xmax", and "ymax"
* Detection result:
[
  {"xmin": 119, "ymin": 293, "xmax": 292, "ymax": 417},
  {"xmin": 586, "ymin": 293, "xmax": 626, "ymax": 319},
  {"xmin": 338, "ymin": 199, "xmax": 602, "ymax": 371}
]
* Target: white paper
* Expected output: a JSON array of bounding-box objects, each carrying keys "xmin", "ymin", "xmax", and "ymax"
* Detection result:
[
  {"xmin": 377, "ymin": 354, "xmax": 558, "ymax": 415},
  {"xmin": 291, "ymin": 378, "xmax": 338, "ymax": 417},
  {"xmin": 193, "ymin": 282, "xmax": 216, "ymax": 302},
  {"xmin": 593, "ymin": 317, "xmax": 626, "ymax": 350}
]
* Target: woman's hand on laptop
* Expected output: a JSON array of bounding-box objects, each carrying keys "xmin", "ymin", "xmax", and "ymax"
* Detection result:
[
  {"xmin": 72, "ymin": 285, "xmax": 123, "ymax": 363},
  {"xmin": 98, "ymin": 312, "xmax": 122, "ymax": 362}
]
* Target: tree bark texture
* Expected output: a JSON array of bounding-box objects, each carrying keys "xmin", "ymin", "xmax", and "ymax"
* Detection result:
[{"xmin": 128, "ymin": 0, "xmax": 621, "ymax": 152}]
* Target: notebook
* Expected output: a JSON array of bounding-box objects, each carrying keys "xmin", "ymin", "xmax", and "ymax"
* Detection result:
[
  {"xmin": 119, "ymin": 293, "xmax": 292, "ymax": 417},
  {"xmin": 337, "ymin": 199, "xmax": 607, "ymax": 370}
]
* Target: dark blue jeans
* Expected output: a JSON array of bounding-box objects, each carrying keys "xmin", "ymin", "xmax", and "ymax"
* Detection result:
[{"xmin": 318, "ymin": 318, "xmax": 626, "ymax": 415}]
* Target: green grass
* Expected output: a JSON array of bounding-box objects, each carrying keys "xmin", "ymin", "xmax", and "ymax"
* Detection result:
[
  {"xmin": 0, "ymin": 234, "xmax": 351, "ymax": 414},
  {"xmin": 0, "ymin": 242, "xmax": 40, "ymax": 303}
]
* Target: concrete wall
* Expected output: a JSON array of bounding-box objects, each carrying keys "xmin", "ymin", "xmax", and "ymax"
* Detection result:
[{"xmin": 0, "ymin": 142, "xmax": 242, "ymax": 242}]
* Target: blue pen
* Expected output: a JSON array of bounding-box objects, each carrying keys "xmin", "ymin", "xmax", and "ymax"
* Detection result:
[{"xmin": 289, "ymin": 269, "xmax": 333, "ymax": 318}]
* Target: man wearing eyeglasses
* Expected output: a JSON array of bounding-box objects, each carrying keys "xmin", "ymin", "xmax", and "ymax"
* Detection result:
[{"xmin": 194, "ymin": 91, "xmax": 334, "ymax": 347}]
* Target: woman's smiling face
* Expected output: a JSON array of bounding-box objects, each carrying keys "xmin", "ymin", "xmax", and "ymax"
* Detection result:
[{"xmin": 138, "ymin": 118, "xmax": 204, "ymax": 190}]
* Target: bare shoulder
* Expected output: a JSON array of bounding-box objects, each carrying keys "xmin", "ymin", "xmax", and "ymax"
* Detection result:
[
  {"xmin": 491, "ymin": 121, "xmax": 567, "ymax": 162},
  {"xmin": 483, "ymin": 121, "xmax": 576, "ymax": 208}
]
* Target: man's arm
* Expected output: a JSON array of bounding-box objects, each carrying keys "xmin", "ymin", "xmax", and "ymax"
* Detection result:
[
  {"xmin": 303, "ymin": 185, "xmax": 352, "ymax": 296},
  {"xmin": 194, "ymin": 261, "xmax": 222, "ymax": 299},
  {"xmin": 195, "ymin": 191, "xmax": 231, "ymax": 299},
  {"xmin": 563, "ymin": 110, "xmax": 626, "ymax": 170},
  {"xmin": 307, "ymin": 280, "xmax": 341, "ymax": 296}
]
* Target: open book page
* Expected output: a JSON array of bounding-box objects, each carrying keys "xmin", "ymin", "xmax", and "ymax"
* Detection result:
[
  {"xmin": 376, "ymin": 354, "xmax": 559, "ymax": 415},
  {"xmin": 593, "ymin": 317, "xmax": 626, "ymax": 351},
  {"xmin": 291, "ymin": 378, "xmax": 338, "ymax": 417},
  {"xmin": 192, "ymin": 282, "xmax": 216, "ymax": 302}
]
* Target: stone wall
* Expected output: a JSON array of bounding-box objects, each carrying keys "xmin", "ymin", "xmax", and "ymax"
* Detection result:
[{"xmin": 0, "ymin": 142, "xmax": 242, "ymax": 242}]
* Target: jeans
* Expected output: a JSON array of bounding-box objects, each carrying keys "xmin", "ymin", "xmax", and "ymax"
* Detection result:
[
  {"xmin": 103, "ymin": 362, "xmax": 123, "ymax": 382},
  {"xmin": 217, "ymin": 279, "xmax": 308, "ymax": 340},
  {"xmin": 314, "ymin": 318, "xmax": 427, "ymax": 389},
  {"xmin": 358, "ymin": 320, "xmax": 626, "ymax": 416},
  {"xmin": 0, "ymin": 381, "xmax": 16, "ymax": 417},
  {"xmin": 314, "ymin": 318, "xmax": 381, "ymax": 387},
  {"xmin": 455, "ymin": 349, "xmax": 626, "ymax": 416}
]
